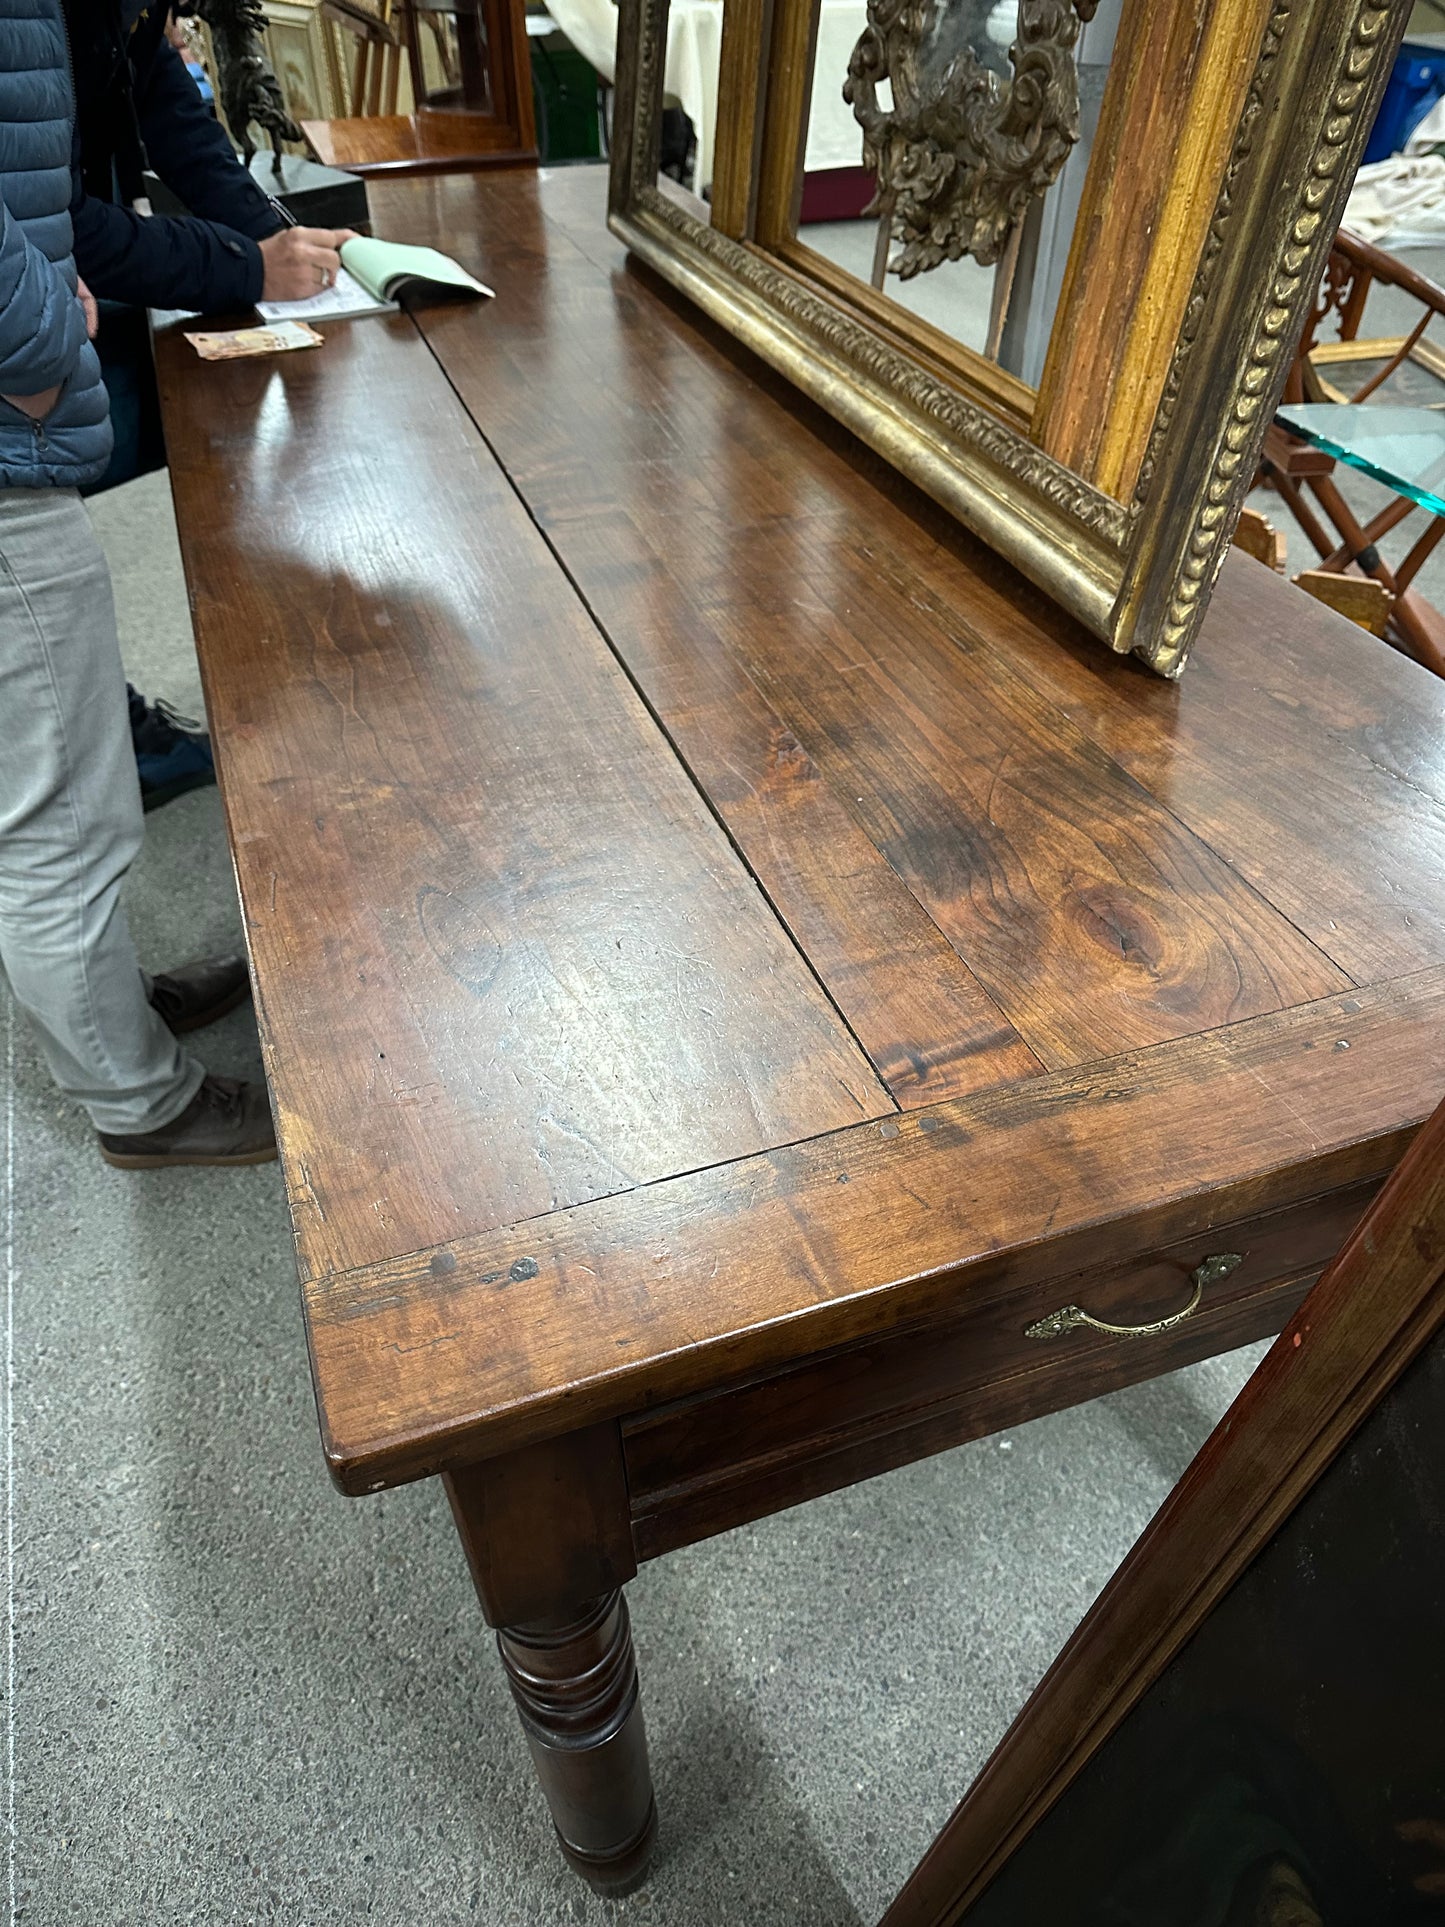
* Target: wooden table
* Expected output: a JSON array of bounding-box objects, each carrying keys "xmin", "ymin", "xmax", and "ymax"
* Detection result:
[{"xmin": 152, "ymin": 166, "xmax": 1445, "ymax": 1896}]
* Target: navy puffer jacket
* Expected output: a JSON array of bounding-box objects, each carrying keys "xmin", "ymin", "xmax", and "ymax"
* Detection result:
[{"xmin": 0, "ymin": 0, "xmax": 111, "ymax": 487}]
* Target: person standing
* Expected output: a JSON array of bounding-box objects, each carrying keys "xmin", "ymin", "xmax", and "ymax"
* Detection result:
[
  {"xmin": 64, "ymin": 0, "xmax": 357, "ymax": 809},
  {"xmin": 0, "ymin": 0, "xmax": 275, "ymax": 1166}
]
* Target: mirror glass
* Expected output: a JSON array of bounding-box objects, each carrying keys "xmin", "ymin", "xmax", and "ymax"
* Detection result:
[
  {"xmin": 651, "ymin": 0, "xmax": 725, "ymax": 217},
  {"xmin": 797, "ymin": 0, "xmax": 1121, "ymax": 382}
]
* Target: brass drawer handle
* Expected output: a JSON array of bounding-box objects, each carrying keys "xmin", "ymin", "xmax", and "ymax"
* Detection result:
[{"xmin": 1023, "ymin": 1253, "xmax": 1244, "ymax": 1341}]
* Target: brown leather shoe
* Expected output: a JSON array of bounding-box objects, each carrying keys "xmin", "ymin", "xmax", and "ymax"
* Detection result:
[
  {"xmin": 148, "ymin": 955, "xmax": 251, "ymax": 1034},
  {"xmin": 98, "ymin": 1074, "xmax": 277, "ymax": 1169}
]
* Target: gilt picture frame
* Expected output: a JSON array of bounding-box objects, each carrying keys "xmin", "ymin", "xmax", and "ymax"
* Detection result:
[{"xmin": 607, "ymin": 0, "xmax": 1408, "ymax": 676}]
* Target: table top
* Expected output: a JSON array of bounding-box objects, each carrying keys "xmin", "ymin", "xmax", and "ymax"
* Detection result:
[{"xmin": 152, "ymin": 167, "xmax": 1445, "ymax": 1494}]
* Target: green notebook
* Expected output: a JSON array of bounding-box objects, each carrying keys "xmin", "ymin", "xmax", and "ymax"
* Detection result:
[
  {"xmin": 341, "ymin": 237, "xmax": 494, "ymax": 306},
  {"xmin": 255, "ymin": 239, "xmax": 494, "ymax": 325}
]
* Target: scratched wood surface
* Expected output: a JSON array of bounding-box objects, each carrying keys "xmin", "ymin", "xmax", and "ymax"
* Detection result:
[
  {"xmin": 154, "ymin": 166, "xmax": 1445, "ymax": 1493},
  {"xmin": 153, "ymin": 310, "xmax": 887, "ymax": 1279},
  {"xmin": 305, "ymin": 970, "xmax": 1445, "ymax": 1487}
]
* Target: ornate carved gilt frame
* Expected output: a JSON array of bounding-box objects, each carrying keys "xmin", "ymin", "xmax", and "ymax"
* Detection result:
[{"xmin": 607, "ymin": 0, "xmax": 1407, "ymax": 676}]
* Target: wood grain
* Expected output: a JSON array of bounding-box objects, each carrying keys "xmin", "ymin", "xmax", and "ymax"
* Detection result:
[
  {"xmin": 307, "ymin": 967, "xmax": 1445, "ymax": 1489},
  {"xmin": 698, "ymin": 526, "xmax": 1349, "ymax": 1063},
  {"xmin": 445, "ymin": 1421, "xmax": 635, "ymax": 1626},
  {"xmin": 382, "ymin": 190, "xmax": 1044, "ymax": 1105},
  {"xmin": 906, "ymin": 545, "xmax": 1445, "ymax": 981},
  {"xmin": 708, "ymin": 0, "xmax": 771, "ymax": 238},
  {"xmin": 404, "ymin": 183, "xmax": 1352, "ymax": 1067},
  {"xmin": 299, "ymin": 114, "xmax": 535, "ymax": 174},
  {"xmin": 466, "ymin": 494, "xmax": 1042, "ymax": 1106},
  {"xmin": 631, "ymin": 1273, "xmax": 1318, "ymax": 1559},
  {"xmin": 752, "ymin": 0, "xmax": 819, "ymax": 249},
  {"xmin": 155, "ymin": 165, "xmax": 1445, "ymax": 1891},
  {"xmin": 622, "ymin": 1178, "xmax": 1377, "ymax": 1553},
  {"xmin": 153, "ymin": 310, "xmax": 887, "ymax": 1280}
]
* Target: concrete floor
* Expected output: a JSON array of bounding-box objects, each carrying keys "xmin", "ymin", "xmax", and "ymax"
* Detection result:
[
  {"xmin": 2, "ymin": 470, "xmax": 1273, "ymax": 1926},
  {"xmin": 805, "ymin": 220, "xmax": 998, "ymax": 357}
]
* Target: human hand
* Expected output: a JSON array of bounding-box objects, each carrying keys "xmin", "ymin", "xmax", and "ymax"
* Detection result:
[
  {"xmin": 258, "ymin": 227, "xmax": 359, "ymax": 302},
  {"xmin": 77, "ymin": 276, "xmax": 98, "ymax": 339},
  {"xmin": 2, "ymin": 386, "xmax": 61, "ymax": 420}
]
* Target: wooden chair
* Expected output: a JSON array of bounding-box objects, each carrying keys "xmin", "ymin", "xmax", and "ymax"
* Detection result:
[
  {"xmin": 302, "ymin": 0, "xmax": 537, "ymax": 173},
  {"xmin": 1233, "ymin": 502, "xmax": 1396, "ymax": 636},
  {"xmin": 1259, "ymin": 226, "xmax": 1445, "ymax": 677}
]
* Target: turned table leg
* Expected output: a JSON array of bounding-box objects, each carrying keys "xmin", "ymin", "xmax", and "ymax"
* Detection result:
[
  {"xmin": 444, "ymin": 1420, "xmax": 658, "ymax": 1893},
  {"xmin": 499, "ymin": 1592, "xmax": 657, "ymax": 1892}
]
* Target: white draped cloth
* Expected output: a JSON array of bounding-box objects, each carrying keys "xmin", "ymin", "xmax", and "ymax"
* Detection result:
[
  {"xmin": 1344, "ymin": 156, "xmax": 1445, "ymax": 249},
  {"xmin": 544, "ymin": 0, "xmax": 871, "ymax": 193},
  {"xmin": 1341, "ymin": 99, "xmax": 1445, "ymax": 250}
]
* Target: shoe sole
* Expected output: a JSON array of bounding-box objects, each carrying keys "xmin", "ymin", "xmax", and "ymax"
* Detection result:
[
  {"xmin": 164, "ymin": 983, "xmax": 252, "ymax": 1034},
  {"xmin": 99, "ymin": 1144, "xmax": 278, "ymax": 1170},
  {"xmin": 141, "ymin": 769, "xmax": 216, "ymax": 814}
]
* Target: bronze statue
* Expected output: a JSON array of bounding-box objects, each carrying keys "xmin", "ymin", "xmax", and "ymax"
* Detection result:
[
  {"xmin": 177, "ymin": 0, "xmax": 302, "ymax": 173},
  {"xmin": 845, "ymin": 0, "xmax": 1099, "ymax": 278}
]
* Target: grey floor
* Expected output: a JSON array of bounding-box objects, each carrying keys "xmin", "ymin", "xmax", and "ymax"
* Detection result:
[
  {"xmin": 805, "ymin": 220, "xmax": 998, "ymax": 355},
  {"xmin": 3, "ymin": 471, "xmax": 1273, "ymax": 1926}
]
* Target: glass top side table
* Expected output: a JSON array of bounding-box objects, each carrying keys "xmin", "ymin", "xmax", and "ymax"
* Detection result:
[
  {"xmin": 1263, "ymin": 396, "xmax": 1445, "ymax": 677},
  {"xmin": 1275, "ymin": 402, "xmax": 1445, "ymax": 516}
]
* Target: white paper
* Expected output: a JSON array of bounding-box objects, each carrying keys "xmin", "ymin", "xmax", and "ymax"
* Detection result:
[{"xmin": 255, "ymin": 267, "xmax": 397, "ymax": 325}]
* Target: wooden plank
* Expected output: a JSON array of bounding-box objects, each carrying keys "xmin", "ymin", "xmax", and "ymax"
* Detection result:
[
  {"xmin": 386, "ymin": 189, "xmax": 1042, "ymax": 1105},
  {"xmin": 307, "ymin": 967, "xmax": 1445, "ymax": 1489},
  {"xmin": 696, "ymin": 523, "xmax": 1351, "ymax": 1063},
  {"xmin": 493, "ymin": 504, "xmax": 1043, "ymax": 1105},
  {"xmin": 1031, "ymin": 0, "xmax": 1271, "ymax": 499},
  {"xmin": 872, "ymin": 539, "xmax": 1445, "ymax": 981},
  {"xmin": 541, "ymin": 203, "xmax": 1445, "ymax": 984},
  {"xmin": 299, "ymin": 114, "xmax": 536, "ymax": 173},
  {"xmin": 153, "ymin": 311, "xmax": 888, "ymax": 1281},
  {"xmin": 408, "ymin": 239, "xmax": 1349, "ymax": 1064},
  {"xmin": 385, "ymin": 167, "xmax": 1445, "ymax": 1001}
]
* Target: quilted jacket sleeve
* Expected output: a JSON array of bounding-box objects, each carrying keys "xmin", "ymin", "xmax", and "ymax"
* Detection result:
[{"xmin": 0, "ymin": 195, "xmax": 85, "ymax": 396}]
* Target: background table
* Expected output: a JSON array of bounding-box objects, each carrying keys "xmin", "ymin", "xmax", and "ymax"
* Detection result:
[{"xmin": 153, "ymin": 165, "xmax": 1445, "ymax": 1895}]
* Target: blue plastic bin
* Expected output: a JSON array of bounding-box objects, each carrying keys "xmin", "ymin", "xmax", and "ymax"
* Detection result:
[{"xmin": 1364, "ymin": 41, "xmax": 1445, "ymax": 164}]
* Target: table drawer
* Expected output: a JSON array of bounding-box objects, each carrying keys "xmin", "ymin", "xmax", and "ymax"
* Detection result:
[{"xmin": 624, "ymin": 1179, "xmax": 1380, "ymax": 1558}]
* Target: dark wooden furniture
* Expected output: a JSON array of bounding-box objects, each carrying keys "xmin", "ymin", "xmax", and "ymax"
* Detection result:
[
  {"xmin": 301, "ymin": 0, "xmax": 536, "ymax": 176},
  {"xmin": 320, "ymin": 0, "xmax": 405, "ymax": 121},
  {"xmin": 883, "ymin": 1090, "xmax": 1445, "ymax": 1927},
  {"xmin": 151, "ymin": 166, "xmax": 1445, "ymax": 1896}
]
